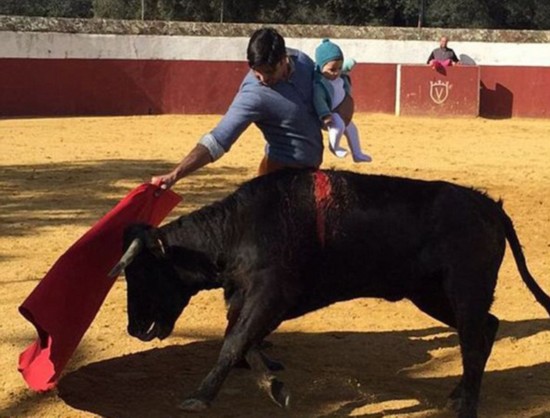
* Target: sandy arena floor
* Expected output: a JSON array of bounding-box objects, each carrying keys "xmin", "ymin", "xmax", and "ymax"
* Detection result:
[{"xmin": 1, "ymin": 114, "xmax": 550, "ymax": 417}]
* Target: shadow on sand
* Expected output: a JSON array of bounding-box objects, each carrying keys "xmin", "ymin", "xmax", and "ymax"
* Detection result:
[
  {"xmin": 0, "ymin": 159, "xmax": 247, "ymax": 237},
  {"xmin": 28, "ymin": 318, "xmax": 549, "ymax": 418}
]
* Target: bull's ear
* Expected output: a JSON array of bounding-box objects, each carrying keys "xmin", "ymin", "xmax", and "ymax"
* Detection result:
[{"xmin": 142, "ymin": 228, "xmax": 169, "ymax": 260}]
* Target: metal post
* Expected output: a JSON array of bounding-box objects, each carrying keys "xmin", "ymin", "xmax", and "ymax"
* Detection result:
[
  {"xmin": 220, "ymin": 0, "xmax": 224, "ymax": 23},
  {"xmin": 141, "ymin": 0, "xmax": 145, "ymax": 20},
  {"xmin": 417, "ymin": 0, "xmax": 425, "ymax": 29}
]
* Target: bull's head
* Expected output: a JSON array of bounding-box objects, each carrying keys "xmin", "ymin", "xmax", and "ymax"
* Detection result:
[{"xmin": 109, "ymin": 224, "xmax": 201, "ymax": 342}]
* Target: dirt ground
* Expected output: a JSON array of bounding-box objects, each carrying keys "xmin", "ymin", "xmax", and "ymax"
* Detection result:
[{"xmin": 1, "ymin": 114, "xmax": 550, "ymax": 418}]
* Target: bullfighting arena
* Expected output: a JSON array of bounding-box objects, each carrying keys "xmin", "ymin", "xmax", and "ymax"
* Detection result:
[{"xmin": 1, "ymin": 113, "xmax": 550, "ymax": 417}]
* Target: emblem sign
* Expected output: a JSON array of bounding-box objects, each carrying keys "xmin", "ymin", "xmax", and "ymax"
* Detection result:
[{"xmin": 429, "ymin": 80, "xmax": 450, "ymax": 104}]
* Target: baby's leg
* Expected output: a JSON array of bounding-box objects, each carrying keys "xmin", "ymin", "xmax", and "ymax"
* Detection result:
[
  {"xmin": 344, "ymin": 121, "xmax": 372, "ymax": 162},
  {"xmin": 327, "ymin": 113, "xmax": 348, "ymax": 158}
]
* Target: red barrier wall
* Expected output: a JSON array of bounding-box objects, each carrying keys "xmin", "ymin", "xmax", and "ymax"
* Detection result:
[
  {"xmin": 479, "ymin": 66, "xmax": 550, "ymax": 118},
  {"xmin": 398, "ymin": 65, "xmax": 480, "ymax": 117},
  {"xmin": 2, "ymin": 58, "xmax": 550, "ymax": 118},
  {"xmin": 0, "ymin": 59, "xmax": 248, "ymax": 117},
  {"xmin": 0, "ymin": 59, "xmax": 396, "ymax": 117},
  {"xmin": 351, "ymin": 63, "xmax": 396, "ymax": 114}
]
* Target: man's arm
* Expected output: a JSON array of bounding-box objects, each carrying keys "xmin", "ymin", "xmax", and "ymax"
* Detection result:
[
  {"xmin": 151, "ymin": 80, "xmax": 261, "ymax": 190},
  {"xmin": 451, "ymin": 49, "xmax": 460, "ymax": 64},
  {"xmin": 151, "ymin": 144, "xmax": 213, "ymax": 189}
]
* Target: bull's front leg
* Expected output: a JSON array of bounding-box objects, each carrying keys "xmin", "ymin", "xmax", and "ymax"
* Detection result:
[
  {"xmin": 179, "ymin": 272, "xmax": 287, "ymax": 412},
  {"xmin": 226, "ymin": 291, "xmax": 285, "ymax": 372}
]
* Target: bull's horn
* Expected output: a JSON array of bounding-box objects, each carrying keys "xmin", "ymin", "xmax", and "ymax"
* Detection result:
[{"xmin": 108, "ymin": 238, "xmax": 143, "ymax": 278}]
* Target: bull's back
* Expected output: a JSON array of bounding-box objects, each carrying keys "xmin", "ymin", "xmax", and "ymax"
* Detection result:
[{"xmin": 281, "ymin": 171, "xmax": 506, "ymax": 314}]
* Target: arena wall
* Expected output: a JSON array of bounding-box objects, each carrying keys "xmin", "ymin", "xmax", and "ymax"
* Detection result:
[{"xmin": 1, "ymin": 16, "xmax": 550, "ymax": 118}]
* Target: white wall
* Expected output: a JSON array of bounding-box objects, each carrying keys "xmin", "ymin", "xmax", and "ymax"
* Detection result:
[{"xmin": 2, "ymin": 31, "xmax": 550, "ymax": 66}]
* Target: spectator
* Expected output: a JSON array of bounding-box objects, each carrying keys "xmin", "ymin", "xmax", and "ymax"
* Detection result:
[
  {"xmin": 313, "ymin": 39, "xmax": 372, "ymax": 163},
  {"xmin": 427, "ymin": 36, "xmax": 460, "ymax": 68},
  {"xmin": 152, "ymin": 27, "xmax": 343, "ymax": 189}
]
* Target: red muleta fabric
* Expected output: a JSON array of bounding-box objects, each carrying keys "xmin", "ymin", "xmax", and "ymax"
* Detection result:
[{"xmin": 18, "ymin": 183, "xmax": 181, "ymax": 391}]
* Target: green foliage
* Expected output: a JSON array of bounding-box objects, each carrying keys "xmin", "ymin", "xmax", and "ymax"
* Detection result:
[
  {"xmin": 495, "ymin": 0, "xmax": 550, "ymax": 30},
  {"xmin": 426, "ymin": 0, "xmax": 491, "ymax": 28},
  {"xmin": 0, "ymin": 0, "xmax": 93, "ymax": 18},
  {"xmin": 0, "ymin": 0, "xmax": 549, "ymax": 29},
  {"xmin": 170, "ymin": 0, "xmax": 220, "ymax": 22},
  {"xmin": 534, "ymin": 0, "xmax": 550, "ymax": 29},
  {"xmin": 92, "ymin": 0, "xmax": 135, "ymax": 19},
  {"xmin": 285, "ymin": 3, "xmax": 334, "ymax": 25}
]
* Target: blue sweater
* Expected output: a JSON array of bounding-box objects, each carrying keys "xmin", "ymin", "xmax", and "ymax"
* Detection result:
[{"xmin": 205, "ymin": 49, "xmax": 323, "ymax": 167}]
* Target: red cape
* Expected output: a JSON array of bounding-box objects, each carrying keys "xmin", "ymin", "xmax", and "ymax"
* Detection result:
[{"xmin": 18, "ymin": 183, "xmax": 181, "ymax": 391}]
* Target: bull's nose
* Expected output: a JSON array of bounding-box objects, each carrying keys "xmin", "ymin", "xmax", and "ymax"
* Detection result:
[
  {"xmin": 127, "ymin": 323, "xmax": 139, "ymax": 337},
  {"xmin": 128, "ymin": 321, "xmax": 158, "ymax": 341},
  {"xmin": 156, "ymin": 323, "xmax": 175, "ymax": 340},
  {"xmin": 127, "ymin": 321, "xmax": 150, "ymax": 337}
]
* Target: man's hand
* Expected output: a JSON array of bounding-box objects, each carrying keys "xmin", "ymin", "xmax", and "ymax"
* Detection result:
[
  {"xmin": 151, "ymin": 144, "xmax": 214, "ymax": 191},
  {"xmin": 151, "ymin": 171, "xmax": 178, "ymax": 190}
]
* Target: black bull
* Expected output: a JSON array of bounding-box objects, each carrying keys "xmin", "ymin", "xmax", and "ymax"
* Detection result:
[{"xmin": 109, "ymin": 169, "xmax": 550, "ymax": 417}]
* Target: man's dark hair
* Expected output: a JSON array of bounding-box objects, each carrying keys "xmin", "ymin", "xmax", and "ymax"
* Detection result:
[{"xmin": 247, "ymin": 27, "xmax": 286, "ymax": 69}]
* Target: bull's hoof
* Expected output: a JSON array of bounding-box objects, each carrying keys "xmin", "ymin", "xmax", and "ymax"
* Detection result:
[
  {"xmin": 178, "ymin": 397, "xmax": 209, "ymax": 412},
  {"xmin": 268, "ymin": 379, "xmax": 291, "ymax": 408}
]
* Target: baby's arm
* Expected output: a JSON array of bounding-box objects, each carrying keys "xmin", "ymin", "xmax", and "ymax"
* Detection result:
[{"xmin": 342, "ymin": 58, "xmax": 357, "ymax": 74}]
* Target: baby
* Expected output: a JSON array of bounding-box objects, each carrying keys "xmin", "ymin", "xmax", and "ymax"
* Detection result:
[{"xmin": 313, "ymin": 38, "xmax": 371, "ymax": 162}]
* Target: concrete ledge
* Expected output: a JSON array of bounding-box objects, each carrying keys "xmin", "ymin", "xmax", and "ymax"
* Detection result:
[{"xmin": 1, "ymin": 15, "xmax": 550, "ymax": 43}]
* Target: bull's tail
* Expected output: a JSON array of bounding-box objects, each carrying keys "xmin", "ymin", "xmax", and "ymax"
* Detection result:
[{"xmin": 499, "ymin": 205, "xmax": 550, "ymax": 316}]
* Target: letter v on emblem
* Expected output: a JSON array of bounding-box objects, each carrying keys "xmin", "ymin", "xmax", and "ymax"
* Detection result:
[{"xmin": 429, "ymin": 80, "xmax": 450, "ymax": 104}]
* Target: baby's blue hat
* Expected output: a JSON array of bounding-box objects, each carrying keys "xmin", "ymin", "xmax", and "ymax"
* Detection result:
[{"xmin": 315, "ymin": 38, "xmax": 343, "ymax": 70}]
